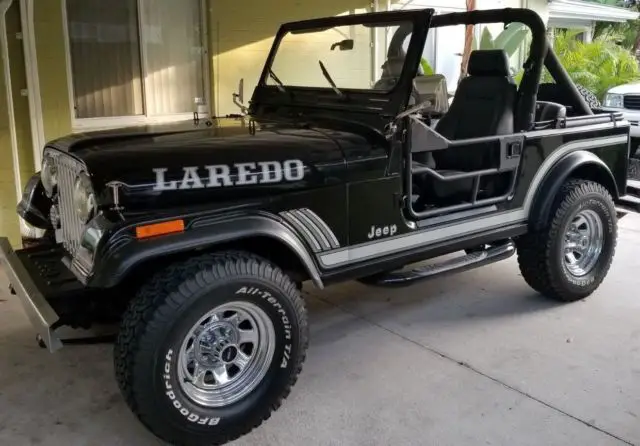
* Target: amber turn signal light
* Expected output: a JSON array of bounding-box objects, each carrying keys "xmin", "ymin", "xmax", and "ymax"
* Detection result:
[{"xmin": 135, "ymin": 219, "xmax": 185, "ymax": 239}]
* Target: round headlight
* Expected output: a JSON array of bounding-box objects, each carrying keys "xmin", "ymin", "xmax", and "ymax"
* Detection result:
[
  {"xmin": 41, "ymin": 156, "xmax": 57, "ymax": 197},
  {"xmin": 73, "ymin": 172, "xmax": 96, "ymax": 223}
]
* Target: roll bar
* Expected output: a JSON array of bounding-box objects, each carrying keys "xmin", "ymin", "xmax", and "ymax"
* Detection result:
[{"xmin": 388, "ymin": 8, "xmax": 593, "ymax": 131}]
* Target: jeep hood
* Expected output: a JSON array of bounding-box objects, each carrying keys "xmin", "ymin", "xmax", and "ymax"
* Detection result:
[{"xmin": 46, "ymin": 118, "xmax": 377, "ymax": 211}]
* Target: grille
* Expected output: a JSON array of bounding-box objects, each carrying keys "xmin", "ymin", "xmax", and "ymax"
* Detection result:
[
  {"xmin": 623, "ymin": 95, "xmax": 640, "ymax": 110},
  {"xmin": 48, "ymin": 150, "xmax": 85, "ymax": 257}
]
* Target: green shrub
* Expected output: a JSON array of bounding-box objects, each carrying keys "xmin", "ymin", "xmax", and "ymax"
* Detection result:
[
  {"xmin": 545, "ymin": 30, "xmax": 640, "ymax": 99},
  {"xmin": 474, "ymin": 23, "xmax": 530, "ymax": 57}
]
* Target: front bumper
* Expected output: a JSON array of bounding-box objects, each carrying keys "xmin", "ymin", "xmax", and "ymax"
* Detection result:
[{"xmin": 0, "ymin": 237, "xmax": 63, "ymax": 352}]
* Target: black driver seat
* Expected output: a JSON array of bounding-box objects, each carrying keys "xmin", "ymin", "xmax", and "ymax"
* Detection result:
[{"xmin": 415, "ymin": 49, "xmax": 517, "ymax": 203}]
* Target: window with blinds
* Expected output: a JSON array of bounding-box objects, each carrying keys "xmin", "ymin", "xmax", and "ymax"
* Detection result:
[{"xmin": 66, "ymin": 0, "xmax": 207, "ymax": 121}]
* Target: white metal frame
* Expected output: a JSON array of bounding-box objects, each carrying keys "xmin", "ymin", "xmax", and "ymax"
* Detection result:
[
  {"xmin": 61, "ymin": 0, "xmax": 212, "ymax": 132},
  {"xmin": 0, "ymin": 0, "xmax": 21, "ymax": 201},
  {"xmin": 1, "ymin": 0, "xmax": 40, "ymax": 237},
  {"xmin": 18, "ymin": 0, "xmax": 44, "ymax": 170}
]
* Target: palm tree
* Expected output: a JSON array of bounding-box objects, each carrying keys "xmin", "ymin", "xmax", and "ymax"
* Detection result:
[
  {"xmin": 548, "ymin": 30, "xmax": 640, "ymax": 98},
  {"xmin": 592, "ymin": 0, "xmax": 640, "ymax": 53}
]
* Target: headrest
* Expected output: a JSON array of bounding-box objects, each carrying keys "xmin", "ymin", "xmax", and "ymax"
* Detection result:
[
  {"xmin": 468, "ymin": 50, "xmax": 510, "ymax": 77},
  {"xmin": 414, "ymin": 74, "xmax": 449, "ymax": 114},
  {"xmin": 381, "ymin": 56, "xmax": 405, "ymax": 79}
]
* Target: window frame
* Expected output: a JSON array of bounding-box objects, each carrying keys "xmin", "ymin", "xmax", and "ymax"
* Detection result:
[{"xmin": 61, "ymin": 0, "xmax": 212, "ymax": 132}]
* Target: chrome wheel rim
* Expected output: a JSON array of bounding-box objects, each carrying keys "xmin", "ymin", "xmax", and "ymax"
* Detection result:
[
  {"xmin": 562, "ymin": 209, "xmax": 604, "ymax": 277},
  {"xmin": 177, "ymin": 301, "xmax": 275, "ymax": 408}
]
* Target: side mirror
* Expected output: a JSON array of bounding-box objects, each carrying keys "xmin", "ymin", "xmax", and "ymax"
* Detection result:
[
  {"xmin": 232, "ymin": 78, "xmax": 248, "ymax": 115},
  {"xmin": 330, "ymin": 39, "xmax": 354, "ymax": 51}
]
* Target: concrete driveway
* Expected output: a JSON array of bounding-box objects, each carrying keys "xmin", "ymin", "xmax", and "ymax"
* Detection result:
[{"xmin": 1, "ymin": 215, "xmax": 640, "ymax": 446}]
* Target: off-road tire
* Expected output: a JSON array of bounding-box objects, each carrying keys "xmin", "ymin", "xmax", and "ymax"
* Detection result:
[
  {"xmin": 576, "ymin": 84, "xmax": 601, "ymax": 109},
  {"xmin": 516, "ymin": 179, "xmax": 617, "ymax": 302},
  {"xmin": 114, "ymin": 251, "xmax": 308, "ymax": 446}
]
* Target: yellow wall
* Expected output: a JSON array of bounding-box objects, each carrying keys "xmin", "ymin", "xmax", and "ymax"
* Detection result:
[
  {"xmin": 7, "ymin": 1, "xmax": 34, "ymax": 185},
  {"xmin": 0, "ymin": 27, "xmax": 20, "ymax": 246},
  {"xmin": 0, "ymin": 1, "xmax": 36, "ymax": 247},
  {"xmin": 0, "ymin": 0, "xmax": 71, "ymax": 246},
  {"xmin": 34, "ymin": 0, "xmax": 72, "ymax": 142},
  {"xmin": 209, "ymin": 0, "xmax": 376, "ymax": 116}
]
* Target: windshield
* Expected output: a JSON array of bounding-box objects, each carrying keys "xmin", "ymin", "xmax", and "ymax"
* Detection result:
[{"xmin": 267, "ymin": 21, "xmax": 413, "ymax": 92}]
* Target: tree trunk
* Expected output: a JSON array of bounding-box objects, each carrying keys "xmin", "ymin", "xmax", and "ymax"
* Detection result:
[{"xmin": 459, "ymin": 0, "xmax": 476, "ymax": 81}]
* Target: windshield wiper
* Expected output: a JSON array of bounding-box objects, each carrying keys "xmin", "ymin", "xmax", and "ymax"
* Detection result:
[
  {"xmin": 268, "ymin": 69, "xmax": 287, "ymax": 93},
  {"xmin": 318, "ymin": 60, "xmax": 344, "ymax": 98}
]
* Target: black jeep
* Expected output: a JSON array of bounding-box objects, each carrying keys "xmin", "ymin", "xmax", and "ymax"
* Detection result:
[{"xmin": 2, "ymin": 7, "xmax": 640, "ymax": 446}]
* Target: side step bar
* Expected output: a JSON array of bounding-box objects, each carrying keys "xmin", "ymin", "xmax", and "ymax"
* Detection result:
[
  {"xmin": 616, "ymin": 179, "xmax": 640, "ymax": 217},
  {"xmin": 365, "ymin": 241, "xmax": 516, "ymax": 287}
]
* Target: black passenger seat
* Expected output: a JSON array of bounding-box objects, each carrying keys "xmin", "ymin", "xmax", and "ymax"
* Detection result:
[{"xmin": 414, "ymin": 49, "xmax": 517, "ymax": 204}]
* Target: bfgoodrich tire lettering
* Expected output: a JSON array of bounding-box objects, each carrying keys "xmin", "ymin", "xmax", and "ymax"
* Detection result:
[
  {"xmin": 516, "ymin": 179, "xmax": 617, "ymax": 302},
  {"xmin": 114, "ymin": 251, "xmax": 308, "ymax": 446}
]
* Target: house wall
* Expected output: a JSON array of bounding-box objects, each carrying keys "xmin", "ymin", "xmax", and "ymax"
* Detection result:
[
  {"xmin": 26, "ymin": 0, "xmax": 551, "ymax": 140},
  {"xmin": 210, "ymin": 0, "xmax": 550, "ymax": 116},
  {"xmin": 0, "ymin": 0, "xmax": 70, "ymax": 246},
  {"xmin": 33, "ymin": 0, "xmax": 71, "ymax": 142},
  {"xmin": 0, "ymin": 12, "xmax": 19, "ymax": 246},
  {"xmin": 0, "ymin": 1, "xmax": 36, "ymax": 247},
  {"xmin": 209, "ymin": 0, "xmax": 376, "ymax": 116}
]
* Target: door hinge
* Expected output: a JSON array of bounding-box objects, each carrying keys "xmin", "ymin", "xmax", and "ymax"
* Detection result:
[
  {"xmin": 507, "ymin": 141, "xmax": 522, "ymax": 158},
  {"xmin": 15, "ymin": 32, "xmax": 23, "ymax": 40},
  {"xmin": 20, "ymin": 89, "xmax": 28, "ymax": 97}
]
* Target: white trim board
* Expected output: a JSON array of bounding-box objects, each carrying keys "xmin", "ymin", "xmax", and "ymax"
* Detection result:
[
  {"xmin": 20, "ymin": 0, "xmax": 44, "ymax": 170},
  {"xmin": 1, "ymin": 0, "xmax": 33, "ymax": 236},
  {"xmin": 72, "ymin": 113, "xmax": 211, "ymax": 132},
  {"xmin": 0, "ymin": 0, "xmax": 21, "ymax": 202},
  {"xmin": 549, "ymin": 0, "xmax": 639, "ymax": 24}
]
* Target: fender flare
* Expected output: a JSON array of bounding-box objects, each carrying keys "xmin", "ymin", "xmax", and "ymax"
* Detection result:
[
  {"xmin": 529, "ymin": 150, "xmax": 619, "ymax": 231},
  {"xmin": 90, "ymin": 214, "xmax": 324, "ymax": 289}
]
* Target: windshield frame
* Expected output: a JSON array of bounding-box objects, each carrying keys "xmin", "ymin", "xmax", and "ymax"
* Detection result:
[{"xmin": 251, "ymin": 9, "xmax": 434, "ymax": 118}]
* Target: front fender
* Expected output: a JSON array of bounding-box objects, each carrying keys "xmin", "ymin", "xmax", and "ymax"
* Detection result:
[
  {"xmin": 89, "ymin": 213, "xmax": 324, "ymax": 289},
  {"xmin": 529, "ymin": 150, "xmax": 619, "ymax": 231}
]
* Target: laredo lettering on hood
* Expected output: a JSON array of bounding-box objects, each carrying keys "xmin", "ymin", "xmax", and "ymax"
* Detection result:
[{"xmin": 153, "ymin": 159, "xmax": 305, "ymax": 191}]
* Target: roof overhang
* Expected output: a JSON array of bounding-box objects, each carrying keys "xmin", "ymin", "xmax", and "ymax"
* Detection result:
[{"xmin": 549, "ymin": 0, "xmax": 640, "ymax": 23}]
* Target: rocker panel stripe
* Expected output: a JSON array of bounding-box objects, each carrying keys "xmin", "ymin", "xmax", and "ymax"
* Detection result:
[{"xmin": 318, "ymin": 134, "xmax": 628, "ymax": 268}]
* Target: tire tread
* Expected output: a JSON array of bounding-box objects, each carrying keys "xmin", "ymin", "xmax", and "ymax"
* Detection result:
[
  {"xmin": 516, "ymin": 179, "xmax": 617, "ymax": 302},
  {"xmin": 114, "ymin": 251, "xmax": 308, "ymax": 446}
]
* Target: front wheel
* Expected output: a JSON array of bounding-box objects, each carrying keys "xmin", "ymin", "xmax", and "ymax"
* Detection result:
[
  {"xmin": 516, "ymin": 179, "xmax": 617, "ymax": 302},
  {"xmin": 114, "ymin": 251, "xmax": 308, "ymax": 446}
]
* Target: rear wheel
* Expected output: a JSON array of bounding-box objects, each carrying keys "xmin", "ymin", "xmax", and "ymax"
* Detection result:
[
  {"xmin": 516, "ymin": 180, "xmax": 617, "ymax": 302},
  {"xmin": 114, "ymin": 251, "xmax": 308, "ymax": 446}
]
